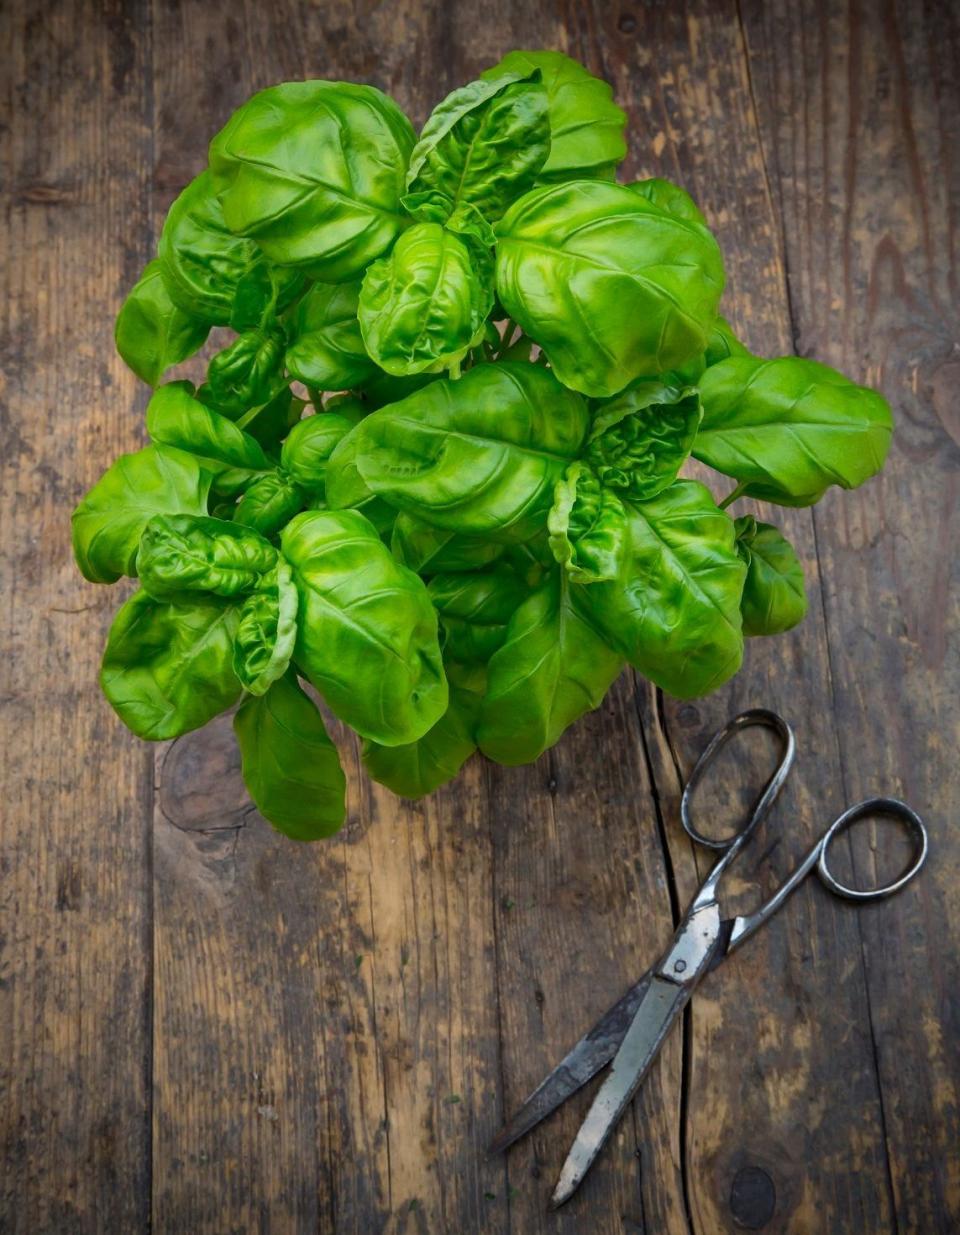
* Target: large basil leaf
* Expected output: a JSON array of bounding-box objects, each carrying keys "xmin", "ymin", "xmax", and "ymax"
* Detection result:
[
  {"xmin": 203, "ymin": 329, "xmax": 286, "ymax": 416},
  {"xmin": 735, "ymin": 516, "xmax": 807, "ymax": 637},
  {"xmin": 586, "ymin": 381, "xmax": 702, "ymax": 501},
  {"xmin": 209, "ymin": 81, "xmax": 415, "ymax": 281},
  {"xmin": 234, "ymin": 673, "xmax": 346, "ymax": 840},
  {"xmin": 281, "ymin": 510, "xmax": 447, "ymax": 746},
  {"xmin": 361, "ymin": 665, "xmax": 482, "ymax": 798},
  {"xmin": 391, "ymin": 513, "xmax": 505, "ymax": 574},
  {"xmin": 72, "ymin": 444, "xmax": 211, "ymax": 584},
  {"xmin": 358, "ymin": 223, "xmax": 491, "ymax": 376},
  {"xmin": 694, "ymin": 356, "xmax": 893, "ymax": 504},
  {"xmin": 477, "ymin": 571, "xmax": 622, "ymax": 765},
  {"xmin": 101, "ymin": 590, "xmax": 241, "ymax": 739},
  {"xmin": 114, "ymin": 260, "xmax": 209, "ymax": 386},
  {"xmin": 137, "ymin": 513, "xmax": 277, "ymax": 600},
  {"xmin": 158, "ymin": 170, "xmax": 302, "ymax": 324},
  {"xmin": 336, "ymin": 362, "xmax": 589, "ymax": 542},
  {"xmin": 496, "ymin": 181, "xmax": 725, "ymax": 397},
  {"xmin": 233, "ymin": 560, "xmax": 298, "ymax": 694},
  {"xmin": 428, "ymin": 567, "xmax": 526, "ymax": 663},
  {"xmin": 234, "ymin": 472, "xmax": 305, "ymax": 536},
  {"xmin": 481, "ymin": 50, "xmax": 627, "ymax": 183},
  {"xmin": 146, "ymin": 382, "xmax": 271, "ymax": 474},
  {"xmin": 284, "ymin": 281, "xmax": 379, "ymax": 391},
  {"xmin": 405, "ymin": 72, "xmax": 549, "ymax": 223},
  {"xmin": 574, "ymin": 480, "xmax": 746, "ymax": 698},
  {"xmin": 547, "ymin": 463, "xmax": 629, "ymax": 584},
  {"xmin": 280, "ymin": 412, "xmax": 359, "ymax": 494}
]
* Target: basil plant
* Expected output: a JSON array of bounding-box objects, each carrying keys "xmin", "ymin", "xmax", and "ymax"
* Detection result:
[{"xmin": 75, "ymin": 51, "xmax": 893, "ymax": 840}]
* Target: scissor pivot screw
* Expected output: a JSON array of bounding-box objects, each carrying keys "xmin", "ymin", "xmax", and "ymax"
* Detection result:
[{"xmin": 674, "ymin": 959, "xmax": 687, "ymax": 973}]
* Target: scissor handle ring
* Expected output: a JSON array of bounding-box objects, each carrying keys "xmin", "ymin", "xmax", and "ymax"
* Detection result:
[
  {"xmin": 681, "ymin": 709, "xmax": 796, "ymax": 851},
  {"xmin": 817, "ymin": 797, "xmax": 929, "ymax": 900}
]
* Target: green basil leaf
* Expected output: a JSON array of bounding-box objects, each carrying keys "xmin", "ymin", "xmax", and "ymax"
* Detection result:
[
  {"xmin": 280, "ymin": 412, "xmax": 359, "ymax": 493},
  {"xmin": 146, "ymin": 382, "xmax": 271, "ymax": 473},
  {"xmin": 284, "ymin": 281, "xmax": 379, "ymax": 391},
  {"xmin": 573, "ymin": 480, "xmax": 746, "ymax": 698},
  {"xmin": 158, "ymin": 170, "xmax": 303, "ymax": 324},
  {"xmin": 137, "ymin": 513, "xmax": 277, "ymax": 600},
  {"xmin": 481, "ymin": 50, "xmax": 627, "ymax": 183},
  {"xmin": 390, "ymin": 513, "xmax": 505, "ymax": 574},
  {"xmin": 209, "ymin": 81, "xmax": 415, "ymax": 281},
  {"xmin": 342, "ymin": 362, "xmax": 589, "ymax": 542},
  {"xmin": 358, "ymin": 223, "xmax": 492, "ymax": 376},
  {"xmin": 234, "ymin": 471, "xmax": 305, "ymax": 536},
  {"xmin": 114, "ymin": 260, "xmax": 209, "ymax": 387},
  {"xmin": 234, "ymin": 673, "xmax": 346, "ymax": 840},
  {"xmin": 477, "ymin": 571, "xmax": 622, "ymax": 765},
  {"xmin": 239, "ymin": 386, "xmax": 302, "ymax": 448},
  {"xmin": 406, "ymin": 72, "xmax": 549, "ymax": 223},
  {"xmin": 735, "ymin": 516, "xmax": 807, "ymax": 637},
  {"xmin": 428, "ymin": 567, "xmax": 527, "ymax": 663},
  {"xmin": 101, "ymin": 590, "xmax": 241, "ymax": 739},
  {"xmin": 233, "ymin": 559, "xmax": 299, "ymax": 693},
  {"xmin": 626, "ymin": 178, "xmax": 707, "ymax": 227},
  {"xmin": 694, "ymin": 355, "xmax": 893, "ymax": 503},
  {"xmin": 281, "ymin": 509, "xmax": 447, "ymax": 745},
  {"xmin": 547, "ymin": 463, "xmax": 628, "ymax": 583},
  {"xmin": 704, "ymin": 315, "xmax": 750, "ymax": 367},
  {"xmin": 354, "ymin": 369, "xmax": 439, "ymax": 410},
  {"xmin": 72, "ymin": 444, "xmax": 212, "ymax": 584},
  {"xmin": 586, "ymin": 381, "xmax": 702, "ymax": 500},
  {"xmin": 204, "ymin": 330, "xmax": 286, "ymax": 416},
  {"xmin": 496, "ymin": 181, "xmax": 725, "ymax": 397}
]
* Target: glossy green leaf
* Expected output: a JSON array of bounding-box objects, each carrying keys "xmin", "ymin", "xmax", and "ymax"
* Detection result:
[
  {"xmin": 281, "ymin": 510, "xmax": 447, "ymax": 745},
  {"xmin": 428, "ymin": 567, "xmax": 526, "ymax": 663},
  {"xmin": 280, "ymin": 412, "xmax": 359, "ymax": 493},
  {"xmin": 704, "ymin": 315, "xmax": 749, "ymax": 367},
  {"xmin": 209, "ymin": 81, "xmax": 415, "ymax": 281},
  {"xmin": 547, "ymin": 463, "xmax": 628, "ymax": 583},
  {"xmin": 477, "ymin": 571, "xmax": 622, "ymax": 765},
  {"xmin": 573, "ymin": 480, "xmax": 746, "ymax": 698},
  {"xmin": 234, "ymin": 673, "xmax": 346, "ymax": 839},
  {"xmin": 233, "ymin": 559, "xmax": 299, "ymax": 693},
  {"xmin": 355, "ymin": 369, "xmax": 439, "ymax": 410},
  {"xmin": 626, "ymin": 178, "xmax": 707, "ymax": 227},
  {"xmin": 694, "ymin": 355, "xmax": 893, "ymax": 503},
  {"xmin": 405, "ymin": 72, "xmax": 549, "ymax": 223},
  {"xmin": 586, "ymin": 381, "xmax": 702, "ymax": 500},
  {"xmin": 204, "ymin": 330, "xmax": 286, "ymax": 416},
  {"xmin": 358, "ymin": 223, "xmax": 492, "ymax": 376},
  {"xmin": 481, "ymin": 50, "xmax": 627, "ymax": 182},
  {"xmin": 234, "ymin": 471, "xmax": 305, "ymax": 536},
  {"xmin": 735, "ymin": 516, "xmax": 807, "ymax": 637},
  {"xmin": 114, "ymin": 260, "xmax": 209, "ymax": 386},
  {"xmin": 72, "ymin": 444, "xmax": 212, "ymax": 584},
  {"xmin": 101, "ymin": 590, "xmax": 241, "ymax": 739},
  {"xmin": 338, "ymin": 363, "xmax": 589, "ymax": 541},
  {"xmin": 284, "ymin": 281, "xmax": 378, "ymax": 391},
  {"xmin": 145, "ymin": 382, "xmax": 271, "ymax": 474},
  {"xmin": 158, "ymin": 170, "xmax": 302, "ymax": 324},
  {"xmin": 496, "ymin": 181, "xmax": 725, "ymax": 396},
  {"xmin": 136, "ymin": 513, "xmax": 277, "ymax": 600},
  {"xmin": 390, "ymin": 513, "xmax": 505, "ymax": 574}
]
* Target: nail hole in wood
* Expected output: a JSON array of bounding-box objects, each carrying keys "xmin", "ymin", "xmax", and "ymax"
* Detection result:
[{"xmin": 729, "ymin": 1164, "xmax": 776, "ymax": 1229}]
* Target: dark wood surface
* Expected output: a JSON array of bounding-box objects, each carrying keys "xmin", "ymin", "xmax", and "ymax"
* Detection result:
[{"xmin": 1, "ymin": 1, "xmax": 957, "ymax": 1232}]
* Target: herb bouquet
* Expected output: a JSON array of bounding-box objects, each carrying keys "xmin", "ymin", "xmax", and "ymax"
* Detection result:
[{"xmin": 73, "ymin": 51, "xmax": 892, "ymax": 839}]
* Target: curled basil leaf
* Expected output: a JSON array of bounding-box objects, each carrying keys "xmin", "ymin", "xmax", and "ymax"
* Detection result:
[
  {"xmin": 281, "ymin": 510, "xmax": 447, "ymax": 746},
  {"xmin": 234, "ymin": 472, "xmax": 305, "ymax": 537},
  {"xmin": 547, "ymin": 463, "xmax": 628, "ymax": 584},
  {"xmin": 209, "ymin": 81, "xmax": 415, "ymax": 281},
  {"xmin": 358, "ymin": 223, "xmax": 492, "ymax": 376},
  {"xmin": 477, "ymin": 571, "xmax": 622, "ymax": 765},
  {"xmin": 146, "ymin": 382, "xmax": 271, "ymax": 474},
  {"xmin": 72, "ymin": 444, "xmax": 211, "ymax": 584},
  {"xmin": 204, "ymin": 330, "xmax": 286, "ymax": 416},
  {"xmin": 101, "ymin": 590, "xmax": 241, "ymax": 740},
  {"xmin": 391, "ymin": 513, "xmax": 505, "ymax": 574},
  {"xmin": 284, "ymin": 281, "xmax": 378, "ymax": 391},
  {"xmin": 481, "ymin": 50, "xmax": 627, "ymax": 183},
  {"xmin": 280, "ymin": 413, "xmax": 359, "ymax": 494},
  {"xmin": 137, "ymin": 513, "xmax": 277, "ymax": 600},
  {"xmin": 233, "ymin": 559, "xmax": 298, "ymax": 694},
  {"xmin": 114, "ymin": 260, "xmax": 209, "ymax": 387},
  {"xmin": 496, "ymin": 181, "xmax": 725, "ymax": 397},
  {"xmin": 735, "ymin": 516, "xmax": 807, "ymax": 636},
  {"xmin": 586, "ymin": 381, "xmax": 702, "ymax": 501},
  {"xmin": 234, "ymin": 673, "xmax": 346, "ymax": 840},
  {"xmin": 428, "ymin": 567, "xmax": 526, "ymax": 663},
  {"xmin": 694, "ymin": 355, "xmax": 893, "ymax": 504}
]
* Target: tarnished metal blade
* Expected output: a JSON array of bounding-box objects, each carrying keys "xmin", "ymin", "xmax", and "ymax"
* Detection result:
[
  {"xmin": 488, "ymin": 971, "xmax": 654, "ymax": 1155},
  {"xmin": 550, "ymin": 976, "xmax": 689, "ymax": 1208}
]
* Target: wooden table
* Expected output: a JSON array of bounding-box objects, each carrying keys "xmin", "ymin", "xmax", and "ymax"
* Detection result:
[{"xmin": 2, "ymin": 1, "xmax": 957, "ymax": 1231}]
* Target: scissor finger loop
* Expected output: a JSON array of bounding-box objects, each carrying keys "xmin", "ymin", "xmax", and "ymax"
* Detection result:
[{"xmin": 817, "ymin": 796, "xmax": 928, "ymax": 901}]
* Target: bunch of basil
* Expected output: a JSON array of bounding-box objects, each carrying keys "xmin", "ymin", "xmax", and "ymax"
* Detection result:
[{"xmin": 73, "ymin": 51, "xmax": 892, "ymax": 840}]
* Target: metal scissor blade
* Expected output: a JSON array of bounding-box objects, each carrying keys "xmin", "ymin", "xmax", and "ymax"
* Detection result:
[
  {"xmin": 488, "ymin": 971, "xmax": 654, "ymax": 1155},
  {"xmin": 550, "ymin": 975, "xmax": 689, "ymax": 1208}
]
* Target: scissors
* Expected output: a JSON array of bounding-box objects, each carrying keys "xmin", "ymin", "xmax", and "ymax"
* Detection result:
[{"xmin": 489, "ymin": 709, "xmax": 928, "ymax": 1208}]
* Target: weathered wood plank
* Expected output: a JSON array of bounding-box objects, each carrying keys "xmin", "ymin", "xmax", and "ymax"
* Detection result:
[
  {"xmin": 741, "ymin": 1, "xmax": 960, "ymax": 1229},
  {"xmin": 0, "ymin": 1, "xmax": 154, "ymax": 1230}
]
